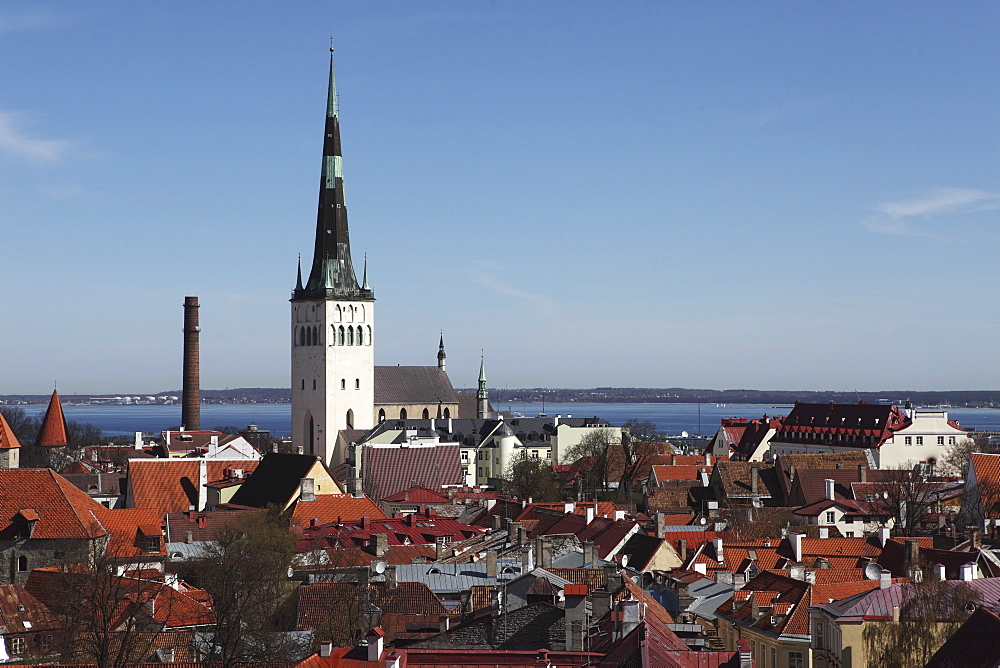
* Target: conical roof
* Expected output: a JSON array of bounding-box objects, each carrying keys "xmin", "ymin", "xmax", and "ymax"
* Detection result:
[
  {"xmin": 36, "ymin": 390, "xmax": 68, "ymax": 447},
  {"xmin": 0, "ymin": 412, "xmax": 21, "ymax": 450}
]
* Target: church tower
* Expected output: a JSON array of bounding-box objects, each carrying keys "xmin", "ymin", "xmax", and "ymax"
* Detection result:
[{"xmin": 291, "ymin": 49, "xmax": 375, "ymax": 463}]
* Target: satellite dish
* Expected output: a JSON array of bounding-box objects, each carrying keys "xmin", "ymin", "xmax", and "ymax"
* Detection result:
[
  {"xmin": 373, "ymin": 560, "xmax": 387, "ymax": 574},
  {"xmin": 864, "ymin": 562, "xmax": 883, "ymax": 581},
  {"xmin": 620, "ymin": 554, "xmax": 629, "ymax": 568},
  {"xmin": 700, "ymin": 517, "xmax": 707, "ymax": 525}
]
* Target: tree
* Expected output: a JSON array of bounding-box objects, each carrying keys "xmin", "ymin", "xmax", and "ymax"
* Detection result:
[
  {"xmin": 940, "ymin": 437, "xmax": 982, "ymax": 477},
  {"xmin": 39, "ymin": 537, "xmax": 172, "ymax": 668},
  {"xmin": 190, "ymin": 507, "xmax": 305, "ymax": 666},
  {"xmin": 863, "ymin": 570, "xmax": 980, "ymax": 667},
  {"xmin": 878, "ymin": 464, "xmax": 942, "ymax": 533},
  {"xmin": 0, "ymin": 406, "xmax": 38, "ymax": 445},
  {"xmin": 562, "ymin": 429, "xmax": 616, "ymax": 493},
  {"xmin": 617, "ymin": 421, "xmax": 670, "ymax": 500},
  {"xmin": 622, "ymin": 418, "xmax": 662, "ymax": 442},
  {"xmin": 501, "ymin": 451, "xmax": 558, "ymax": 501}
]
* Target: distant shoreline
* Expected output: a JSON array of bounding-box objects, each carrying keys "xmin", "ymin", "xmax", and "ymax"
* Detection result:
[{"xmin": 3, "ymin": 386, "xmax": 1000, "ymax": 409}]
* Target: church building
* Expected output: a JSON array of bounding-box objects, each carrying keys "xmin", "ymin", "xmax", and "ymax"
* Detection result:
[{"xmin": 291, "ymin": 51, "xmax": 468, "ymax": 465}]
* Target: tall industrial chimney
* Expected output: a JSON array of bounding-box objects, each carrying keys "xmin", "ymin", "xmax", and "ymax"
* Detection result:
[{"xmin": 182, "ymin": 296, "xmax": 201, "ymax": 430}]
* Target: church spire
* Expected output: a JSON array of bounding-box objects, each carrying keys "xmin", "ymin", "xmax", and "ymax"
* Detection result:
[
  {"xmin": 296, "ymin": 47, "xmax": 372, "ymax": 300},
  {"xmin": 476, "ymin": 355, "xmax": 489, "ymax": 419}
]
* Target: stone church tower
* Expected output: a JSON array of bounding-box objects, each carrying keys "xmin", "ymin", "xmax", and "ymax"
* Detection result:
[{"xmin": 291, "ymin": 50, "xmax": 375, "ymax": 463}]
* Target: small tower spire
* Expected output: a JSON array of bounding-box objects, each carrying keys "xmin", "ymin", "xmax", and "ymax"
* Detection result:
[
  {"xmin": 362, "ymin": 253, "xmax": 371, "ymax": 291},
  {"xmin": 295, "ymin": 254, "xmax": 304, "ymax": 292},
  {"xmin": 437, "ymin": 332, "xmax": 446, "ymax": 371},
  {"xmin": 476, "ymin": 354, "xmax": 489, "ymax": 419}
]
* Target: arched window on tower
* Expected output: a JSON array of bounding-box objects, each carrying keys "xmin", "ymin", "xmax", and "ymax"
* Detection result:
[
  {"xmin": 422, "ymin": 408, "xmax": 430, "ymax": 420},
  {"xmin": 335, "ymin": 304, "xmax": 342, "ymax": 322},
  {"xmin": 300, "ymin": 328, "xmax": 306, "ymax": 347},
  {"xmin": 356, "ymin": 326, "xmax": 363, "ymax": 346},
  {"xmin": 331, "ymin": 324, "xmax": 337, "ymax": 345},
  {"xmin": 315, "ymin": 326, "xmax": 321, "ymax": 346},
  {"xmin": 355, "ymin": 378, "xmax": 360, "ymax": 389},
  {"xmin": 341, "ymin": 379, "xmax": 346, "ymax": 390},
  {"xmin": 347, "ymin": 327, "xmax": 354, "ymax": 345},
  {"xmin": 339, "ymin": 326, "xmax": 345, "ymax": 345},
  {"xmin": 378, "ymin": 409, "xmax": 386, "ymax": 422},
  {"xmin": 346, "ymin": 409, "xmax": 354, "ymax": 429},
  {"xmin": 366, "ymin": 326, "xmax": 372, "ymax": 345},
  {"xmin": 443, "ymin": 408, "xmax": 451, "ymax": 419},
  {"xmin": 400, "ymin": 408, "xmax": 407, "ymax": 420}
]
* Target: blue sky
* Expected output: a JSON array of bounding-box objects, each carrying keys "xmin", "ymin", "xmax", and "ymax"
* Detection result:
[{"xmin": 2, "ymin": 2, "xmax": 999, "ymax": 394}]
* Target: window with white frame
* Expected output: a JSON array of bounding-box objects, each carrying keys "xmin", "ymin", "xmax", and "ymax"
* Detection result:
[
  {"xmin": 937, "ymin": 436, "xmax": 944, "ymax": 445},
  {"xmin": 788, "ymin": 650, "xmax": 804, "ymax": 668},
  {"xmin": 826, "ymin": 511, "xmax": 836, "ymax": 523},
  {"xmin": 905, "ymin": 436, "xmax": 912, "ymax": 445},
  {"xmin": 916, "ymin": 436, "xmax": 924, "ymax": 445}
]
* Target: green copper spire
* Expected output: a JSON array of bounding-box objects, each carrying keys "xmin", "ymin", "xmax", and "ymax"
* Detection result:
[
  {"xmin": 294, "ymin": 48, "xmax": 373, "ymax": 301},
  {"xmin": 477, "ymin": 355, "xmax": 488, "ymax": 400}
]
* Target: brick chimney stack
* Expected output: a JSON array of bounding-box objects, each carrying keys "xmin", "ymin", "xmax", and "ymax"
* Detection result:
[{"xmin": 182, "ymin": 296, "xmax": 201, "ymax": 430}]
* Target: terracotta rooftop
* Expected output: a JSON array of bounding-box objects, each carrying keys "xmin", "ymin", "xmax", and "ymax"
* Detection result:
[
  {"xmin": 0, "ymin": 412, "xmax": 22, "ymax": 450},
  {"xmin": 0, "ymin": 469, "xmax": 107, "ymax": 539},
  {"xmin": 36, "ymin": 390, "xmax": 69, "ymax": 447},
  {"xmin": 382, "ymin": 485, "xmax": 451, "ymax": 504},
  {"xmin": 127, "ymin": 458, "xmax": 260, "ymax": 518},
  {"xmin": 291, "ymin": 493, "xmax": 387, "ymax": 528},
  {"xmin": 99, "ymin": 507, "xmax": 165, "ymax": 559}
]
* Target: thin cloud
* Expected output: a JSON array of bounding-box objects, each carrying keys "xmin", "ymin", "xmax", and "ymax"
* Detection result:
[
  {"xmin": 472, "ymin": 273, "xmax": 553, "ymax": 308},
  {"xmin": 0, "ymin": 112, "xmax": 76, "ymax": 165},
  {"xmin": 865, "ymin": 187, "xmax": 1000, "ymax": 236}
]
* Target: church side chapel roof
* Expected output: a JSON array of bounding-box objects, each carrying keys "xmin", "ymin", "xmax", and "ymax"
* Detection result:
[
  {"xmin": 374, "ymin": 366, "xmax": 460, "ymax": 406},
  {"xmin": 36, "ymin": 389, "xmax": 69, "ymax": 447}
]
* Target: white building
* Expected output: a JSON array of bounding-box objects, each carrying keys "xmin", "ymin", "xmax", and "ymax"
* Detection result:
[{"xmin": 290, "ymin": 53, "xmax": 376, "ymax": 465}]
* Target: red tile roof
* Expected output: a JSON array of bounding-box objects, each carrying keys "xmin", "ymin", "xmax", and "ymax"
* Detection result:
[
  {"xmin": 36, "ymin": 390, "xmax": 68, "ymax": 447},
  {"xmin": 0, "ymin": 469, "xmax": 107, "ymax": 539},
  {"xmin": 99, "ymin": 507, "xmax": 165, "ymax": 559},
  {"xmin": 971, "ymin": 453, "xmax": 1000, "ymax": 487},
  {"xmin": 297, "ymin": 581, "xmax": 447, "ymax": 630},
  {"xmin": 291, "ymin": 494, "xmax": 387, "ymax": 528},
  {"xmin": 382, "ymin": 485, "xmax": 451, "ymax": 504},
  {"xmin": 361, "ymin": 445, "xmax": 462, "ymax": 502},
  {"xmin": 649, "ymin": 465, "xmax": 711, "ymax": 485},
  {"xmin": 127, "ymin": 458, "xmax": 260, "ymax": 518},
  {"xmin": 300, "ymin": 511, "xmax": 484, "ymax": 549},
  {"xmin": 0, "ymin": 412, "xmax": 22, "ymax": 450}
]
